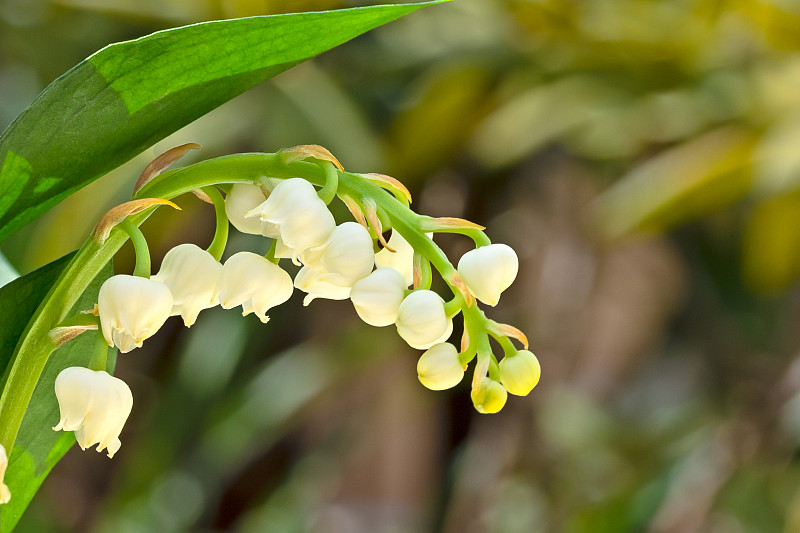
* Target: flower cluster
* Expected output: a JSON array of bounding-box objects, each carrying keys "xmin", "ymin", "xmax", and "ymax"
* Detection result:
[{"xmin": 43, "ymin": 145, "xmax": 539, "ymax": 486}]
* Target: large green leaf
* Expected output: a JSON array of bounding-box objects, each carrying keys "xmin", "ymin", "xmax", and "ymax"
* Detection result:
[
  {"xmin": 0, "ymin": 1, "xmax": 445, "ymax": 242},
  {"xmin": 0, "ymin": 254, "xmax": 113, "ymax": 532}
]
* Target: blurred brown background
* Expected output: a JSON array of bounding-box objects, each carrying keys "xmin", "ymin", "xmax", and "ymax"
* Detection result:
[{"xmin": 4, "ymin": 0, "xmax": 800, "ymax": 531}]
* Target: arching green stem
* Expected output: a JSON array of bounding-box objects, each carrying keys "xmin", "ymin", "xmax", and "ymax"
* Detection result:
[
  {"xmin": 317, "ymin": 161, "xmax": 339, "ymax": 205},
  {"xmin": 203, "ymin": 186, "xmax": 228, "ymax": 262},
  {"xmin": 119, "ymin": 220, "xmax": 151, "ymax": 277},
  {"xmin": 88, "ymin": 337, "xmax": 110, "ymax": 372},
  {"xmin": 265, "ymin": 238, "xmax": 279, "ymax": 264}
]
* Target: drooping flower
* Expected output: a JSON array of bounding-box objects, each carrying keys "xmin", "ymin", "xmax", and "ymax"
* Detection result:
[
  {"xmin": 457, "ymin": 243, "xmax": 519, "ymax": 306},
  {"xmin": 0, "ymin": 444, "xmax": 9, "ymax": 504},
  {"xmin": 350, "ymin": 268, "xmax": 407, "ymax": 326},
  {"xmin": 244, "ymin": 178, "xmax": 335, "ymax": 261},
  {"xmin": 499, "ymin": 350, "xmax": 541, "ymax": 396},
  {"xmin": 293, "ymin": 266, "xmax": 352, "ymax": 306},
  {"xmin": 306, "ymin": 222, "xmax": 375, "ymax": 286},
  {"xmin": 151, "ymin": 243, "xmax": 222, "ymax": 327},
  {"xmin": 217, "ymin": 251, "xmax": 293, "ymax": 322},
  {"xmin": 52, "ymin": 367, "xmax": 134, "ymax": 458},
  {"xmin": 395, "ymin": 290, "xmax": 453, "ymax": 349},
  {"xmin": 417, "ymin": 343, "xmax": 464, "ymax": 390},
  {"xmin": 98, "ymin": 275, "xmax": 173, "ymax": 353},
  {"xmin": 224, "ymin": 183, "xmax": 267, "ymax": 235},
  {"xmin": 471, "ymin": 377, "xmax": 508, "ymax": 414}
]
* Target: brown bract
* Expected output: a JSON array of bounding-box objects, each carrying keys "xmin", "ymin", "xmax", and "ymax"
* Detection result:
[
  {"xmin": 362, "ymin": 173, "xmax": 413, "ymax": 205},
  {"xmin": 493, "ymin": 323, "xmax": 529, "ymax": 350},
  {"xmin": 281, "ymin": 145, "xmax": 344, "ymax": 171},
  {"xmin": 447, "ymin": 271, "xmax": 475, "ymax": 307},
  {"xmin": 132, "ymin": 143, "xmax": 201, "ymax": 196},
  {"xmin": 93, "ymin": 198, "xmax": 181, "ymax": 244},
  {"xmin": 422, "ymin": 217, "xmax": 485, "ymax": 231},
  {"xmin": 49, "ymin": 325, "xmax": 97, "ymax": 348}
]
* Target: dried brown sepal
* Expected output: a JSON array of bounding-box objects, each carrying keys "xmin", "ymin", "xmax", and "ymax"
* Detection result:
[
  {"xmin": 94, "ymin": 198, "xmax": 181, "ymax": 244},
  {"xmin": 413, "ymin": 253, "xmax": 423, "ymax": 290},
  {"xmin": 192, "ymin": 189, "xmax": 213, "ymax": 204},
  {"xmin": 340, "ymin": 194, "xmax": 368, "ymax": 229},
  {"xmin": 49, "ymin": 325, "xmax": 97, "ymax": 348},
  {"xmin": 362, "ymin": 173, "xmax": 413, "ymax": 205},
  {"xmin": 281, "ymin": 145, "xmax": 344, "ymax": 171},
  {"xmin": 363, "ymin": 200, "xmax": 394, "ymax": 252},
  {"xmin": 448, "ymin": 271, "xmax": 475, "ymax": 307},
  {"xmin": 132, "ymin": 143, "xmax": 201, "ymax": 196},
  {"xmin": 461, "ymin": 327, "xmax": 470, "ymax": 354},
  {"xmin": 494, "ymin": 323, "xmax": 529, "ymax": 350},
  {"xmin": 421, "ymin": 217, "xmax": 485, "ymax": 231}
]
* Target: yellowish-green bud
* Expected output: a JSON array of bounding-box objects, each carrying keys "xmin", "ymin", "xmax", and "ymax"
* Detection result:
[
  {"xmin": 499, "ymin": 350, "xmax": 541, "ymax": 396},
  {"xmin": 471, "ymin": 377, "xmax": 508, "ymax": 414},
  {"xmin": 417, "ymin": 343, "xmax": 464, "ymax": 390}
]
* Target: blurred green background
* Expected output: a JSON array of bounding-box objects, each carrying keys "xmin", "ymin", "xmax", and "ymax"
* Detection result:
[{"xmin": 5, "ymin": 0, "xmax": 800, "ymax": 531}]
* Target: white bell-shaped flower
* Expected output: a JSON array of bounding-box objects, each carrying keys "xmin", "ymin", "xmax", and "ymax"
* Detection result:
[
  {"xmin": 244, "ymin": 178, "xmax": 335, "ymax": 261},
  {"xmin": 224, "ymin": 183, "xmax": 267, "ymax": 235},
  {"xmin": 151, "ymin": 243, "xmax": 222, "ymax": 327},
  {"xmin": 0, "ymin": 444, "xmax": 9, "ymax": 504},
  {"xmin": 350, "ymin": 268, "xmax": 407, "ymax": 327},
  {"xmin": 417, "ymin": 343, "xmax": 464, "ymax": 390},
  {"xmin": 457, "ymin": 243, "xmax": 519, "ymax": 306},
  {"xmin": 98, "ymin": 275, "xmax": 173, "ymax": 354},
  {"xmin": 294, "ymin": 266, "xmax": 352, "ymax": 306},
  {"xmin": 312, "ymin": 222, "xmax": 375, "ymax": 287},
  {"xmin": 375, "ymin": 230, "xmax": 433, "ymax": 287},
  {"xmin": 499, "ymin": 350, "xmax": 541, "ymax": 396},
  {"xmin": 395, "ymin": 290, "xmax": 453, "ymax": 350},
  {"xmin": 471, "ymin": 377, "xmax": 508, "ymax": 414},
  {"xmin": 52, "ymin": 367, "xmax": 133, "ymax": 458},
  {"xmin": 217, "ymin": 252, "xmax": 293, "ymax": 322}
]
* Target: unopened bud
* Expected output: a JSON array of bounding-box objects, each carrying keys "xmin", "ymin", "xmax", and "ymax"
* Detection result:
[
  {"xmin": 499, "ymin": 350, "xmax": 540, "ymax": 396},
  {"xmin": 395, "ymin": 290, "xmax": 453, "ymax": 350},
  {"xmin": 471, "ymin": 377, "xmax": 508, "ymax": 414},
  {"xmin": 457, "ymin": 243, "xmax": 518, "ymax": 306},
  {"xmin": 417, "ymin": 343, "xmax": 464, "ymax": 390}
]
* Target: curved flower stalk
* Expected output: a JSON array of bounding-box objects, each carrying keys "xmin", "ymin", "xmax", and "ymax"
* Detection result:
[{"xmin": 0, "ymin": 144, "xmax": 538, "ymax": 491}]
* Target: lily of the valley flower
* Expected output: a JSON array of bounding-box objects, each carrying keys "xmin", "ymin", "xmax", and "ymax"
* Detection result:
[
  {"xmin": 457, "ymin": 243, "xmax": 519, "ymax": 306},
  {"xmin": 471, "ymin": 377, "xmax": 508, "ymax": 414},
  {"xmin": 295, "ymin": 222, "xmax": 375, "ymax": 305},
  {"xmin": 416, "ymin": 343, "xmax": 464, "ymax": 390},
  {"xmin": 305, "ymin": 222, "xmax": 375, "ymax": 286},
  {"xmin": 53, "ymin": 367, "xmax": 133, "ymax": 458},
  {"xmin": 244, "ymin": 178, "xmax": 335, "ymax": 261},
  {"xmin": 98, "ymin": 275, "xmax": 173, "ymax": 353},
  {"xmin": 224, "ymin": 183, "xmax": 267, "ymax": 235},
  {"xmin": 152, "ymin": 243, "xmax": 222, "ymax": 327},
  {"xmin": 350, "ymin": 268, "xmax": 407, "ymax": 326},
  {"xmin": 0, "ymin": 444, "xmax": 9, "ymax": 504},
  {"xmin": 499, "ymin": 350, "xmax": 541, "ymax": 396},
  {"xmin": 294, "ymin": 266, "xmax": 352, "ymax": 306},
  {"xmin": 217, "ymin": 251, "xmax": 293, "ymax": 322},
  {"xmin": 395, "ymin": 289, "xmax": 453, "ymax": 349}
]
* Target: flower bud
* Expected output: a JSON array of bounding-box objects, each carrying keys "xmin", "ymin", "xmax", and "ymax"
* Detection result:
[
  {"xmin": 395, "ymin": 290, "xmax": 453, "ymax": 350},
  {"xmin": 294, "ymin": 266, "xmax": 352, "ymax": 306},
  {"xmin": 152, "ymin": 243, "xmax": 222, "ymax": 327},
  {"xmin": 0, "ymin": 444, "xmax": 9, "ymax": 504},
  {"xmin": 457, "ymin": 243, "xmax": 519, "ymax": 306},
  {"xmin": 225, "ymin": 183, "xmax": 267, "ymax": 235},
  {"xmin": 218, "ymin": 252, "xmax": 293, "ymax": 322},
  {"xmin": 499, "ymin": 350, "xmax": 541, "ymax": 396},
  {"xmin": 417, "ymin": 343, "xmax": 464, "ymax": 390},
  {"xmin": 350, "ymin": 268, "xmax": 407, "ymax": 326},
  {"xmin": 53, "ymin": 367, "xmax": 133, "ymax": 458},
  {"xmin": 471, "ymin": 377, "xmax": 508, "ymax": 414},
  {"xmin": 244, "ymin": 178, "xmax": 335, "ymax": 260},
  {"xmin": 98, "ymin": 275, "xmax": 173, "ymax": 353}
]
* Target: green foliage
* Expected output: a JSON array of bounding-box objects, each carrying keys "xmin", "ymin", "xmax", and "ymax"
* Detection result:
[
  {"xmin": 0, "ymin": 255, "xmax": 113, "ymax": 532},
  {"xmin": 0, "ymin": 1, "xmax": 443, "ymax": 243}
]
